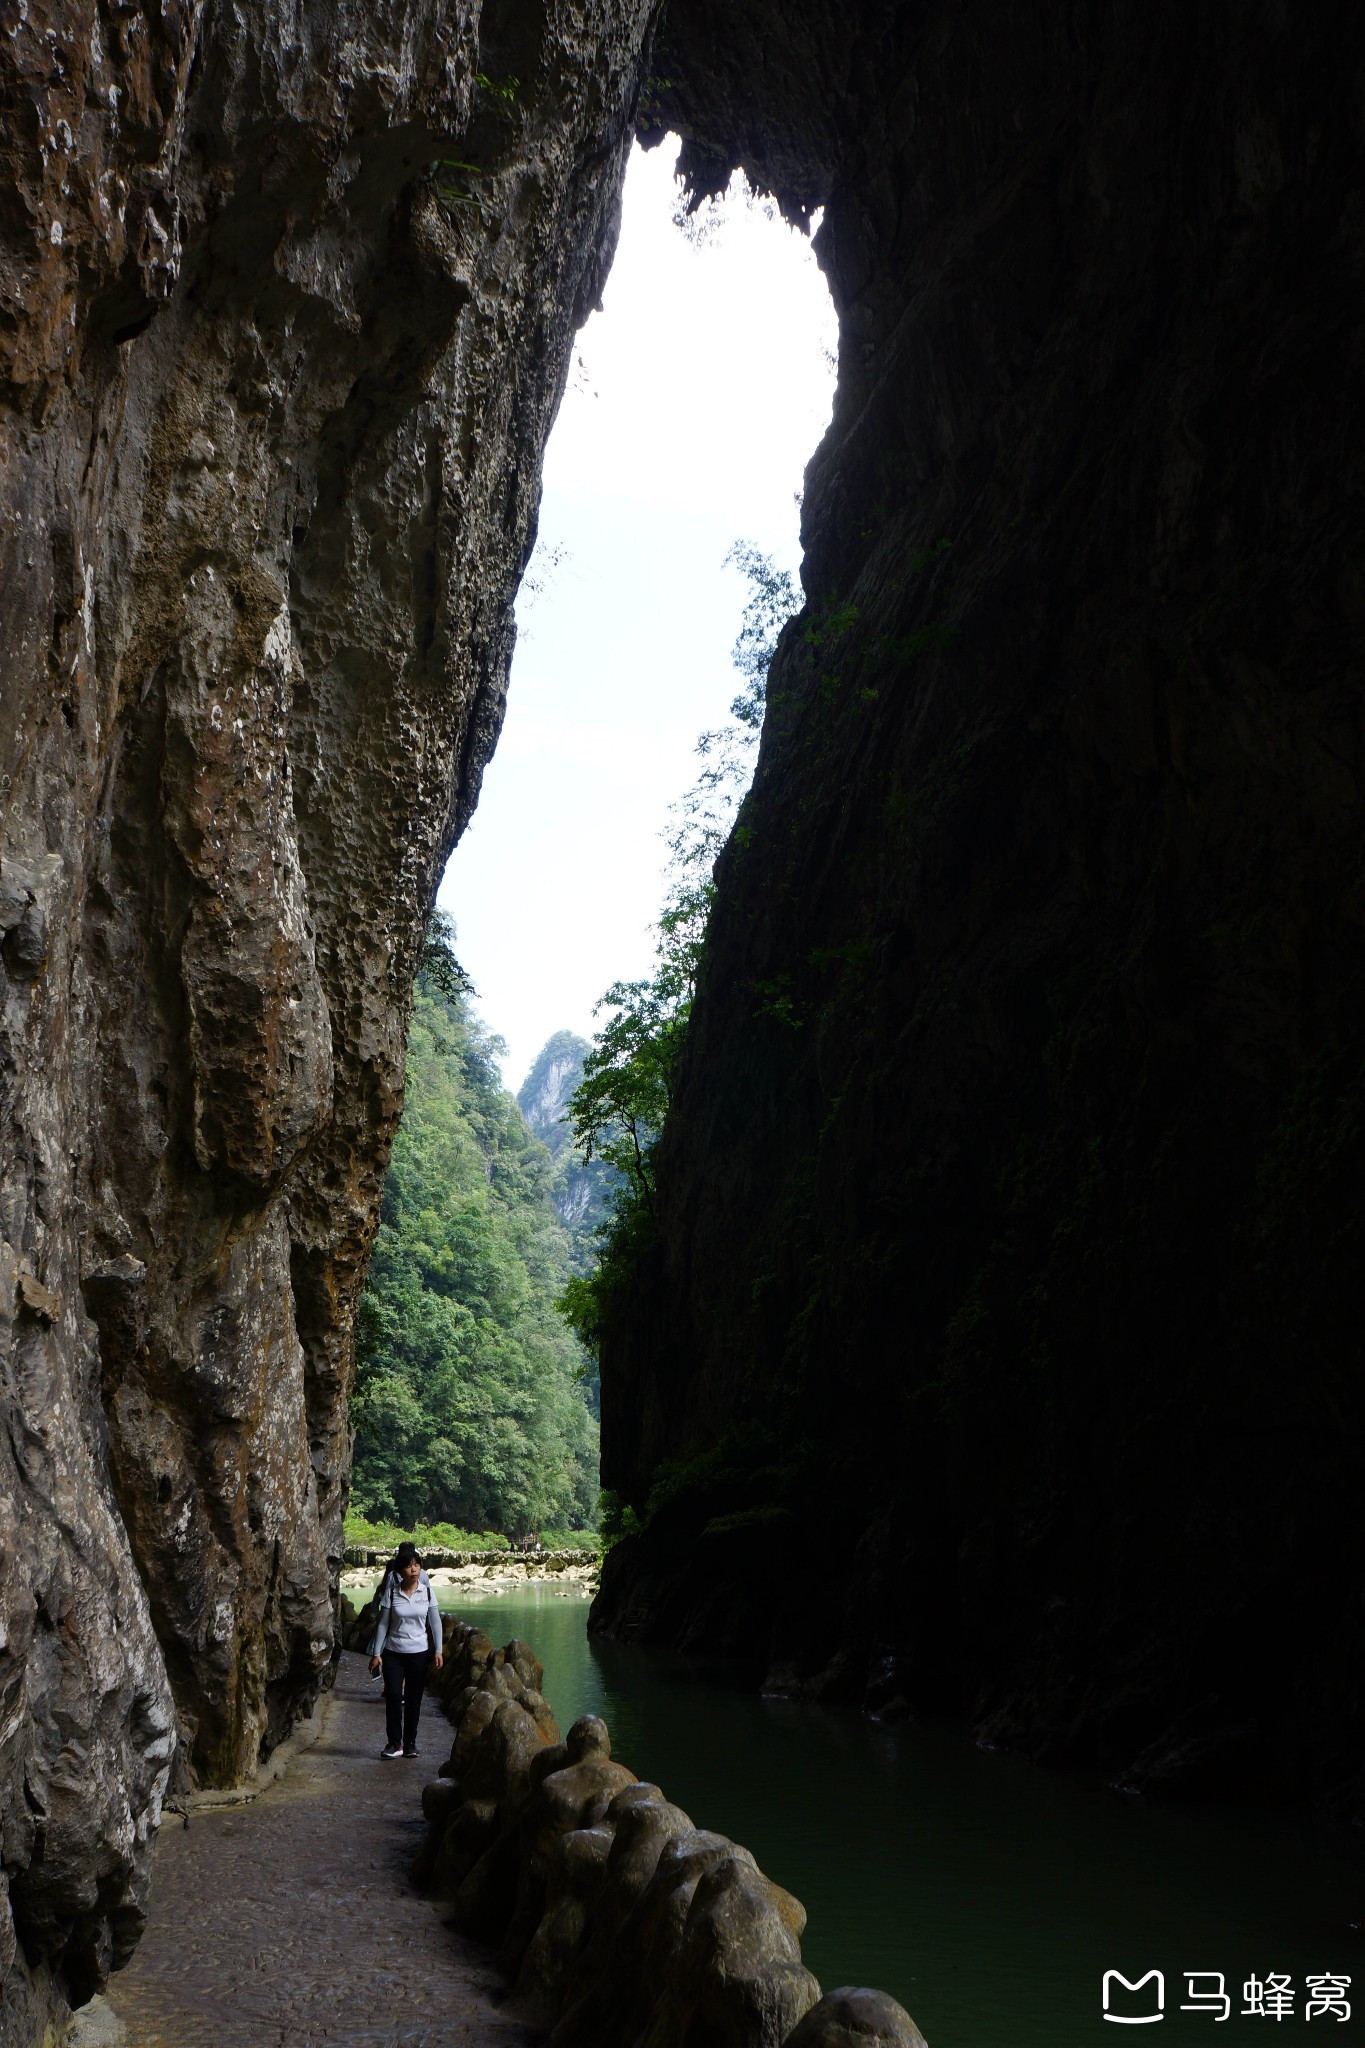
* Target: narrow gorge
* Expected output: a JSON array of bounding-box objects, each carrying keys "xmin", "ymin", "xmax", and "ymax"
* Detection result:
[
  {"xmin": 594, "ymin": 0, "xmax": 1365, "ymax": 1820},
  {"xmin": 2, "ymin": 0, "xmax": 1362, "ymax": 2039}
]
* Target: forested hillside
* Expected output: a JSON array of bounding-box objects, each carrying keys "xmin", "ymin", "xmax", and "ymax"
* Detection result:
[{"xmin": 350, "ymin": 931, "xmax": 598, "ymax": 1536}]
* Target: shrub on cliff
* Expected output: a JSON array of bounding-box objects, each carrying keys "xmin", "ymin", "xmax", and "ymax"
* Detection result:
[{"xmin": 559, "ymin": 546, "xmax": 797, "ymax": 1371}]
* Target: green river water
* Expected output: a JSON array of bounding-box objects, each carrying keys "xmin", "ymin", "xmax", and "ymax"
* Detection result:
[{"xmin": 352, "ymin": 1578, "xmax": 1363, "ymax": 2046}]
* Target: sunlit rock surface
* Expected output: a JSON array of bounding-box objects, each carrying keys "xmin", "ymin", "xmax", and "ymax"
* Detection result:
[
  {"xmin": 596, "ymin": 1, "xmax": 1365, "ymax": 1814},
  {"xmin": 0, "ymin": 0, "xmax": 654, "ymax": 2027}
]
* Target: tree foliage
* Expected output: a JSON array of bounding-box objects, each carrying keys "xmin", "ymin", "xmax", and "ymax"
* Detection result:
[
  {"xmin": 351, "ymin": 927, "xmax": 598, "ymax": 1534},
  {"xmin": 560, "ymin": 545, "xmax": 798, "ymax": 1358}
]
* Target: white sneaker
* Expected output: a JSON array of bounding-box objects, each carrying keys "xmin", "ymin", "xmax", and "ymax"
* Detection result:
[{"xmin": 381, "ymin": 1745, "xmax": 404, "ymax": 1760}]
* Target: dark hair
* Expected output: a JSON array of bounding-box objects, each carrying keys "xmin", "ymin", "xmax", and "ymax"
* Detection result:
[{"xmin": 375, "ymin": 1541, "xmax": 422, "ymax": 1609}]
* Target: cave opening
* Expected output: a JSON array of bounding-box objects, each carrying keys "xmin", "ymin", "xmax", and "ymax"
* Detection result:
[
  {"xmin": 439, "ymin": 136, "xmax": 838, "ymax": 1089},
  {"xmin": 343, "ymin": 131, "xmax": 838, "ymax": 1580},
  {"xmin": 6, "ymin": 4, "xmax": 1365, "ymax": 2038}
]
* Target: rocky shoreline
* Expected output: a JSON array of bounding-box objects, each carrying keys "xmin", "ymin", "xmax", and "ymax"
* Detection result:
[{"xmin": 340, "ymin": 1550, "xmax": 600, "ymax": 1602}]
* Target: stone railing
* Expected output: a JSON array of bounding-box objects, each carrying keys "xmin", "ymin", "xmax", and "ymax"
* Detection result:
[{"xmin": 415, "ymin": 1621, "xmax": 927, "ymax": 2048}]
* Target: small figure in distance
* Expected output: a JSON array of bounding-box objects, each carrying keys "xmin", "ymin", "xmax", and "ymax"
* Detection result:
[{"xmin": 368, "ymin": 1541, "xmax": 443, "ymax": 1759}]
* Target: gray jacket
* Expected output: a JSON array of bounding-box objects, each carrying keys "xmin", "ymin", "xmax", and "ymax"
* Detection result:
[{"xmin": 370, "ymin": 1568, "xmax": 442, "ymax": 1657}]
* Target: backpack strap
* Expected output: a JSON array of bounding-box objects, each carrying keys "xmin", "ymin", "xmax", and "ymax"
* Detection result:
[{"xmin": 365, "ymin": 1567, "xmax": 397, "ymax": 1657}]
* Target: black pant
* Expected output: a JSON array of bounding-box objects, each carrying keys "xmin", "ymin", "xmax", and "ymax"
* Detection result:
[{"xmin": 381, "ymin": 1649, "xmax": 428, "ymax": 1751}]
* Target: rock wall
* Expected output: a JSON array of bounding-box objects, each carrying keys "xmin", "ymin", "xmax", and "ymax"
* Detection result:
[
  {"xmin": 596, "ymin": 0, "xmax": 1365, "ymax": 1813},
  {"xmin": 418, "ymin": 1624, "xmax": 926, "ymax": 2048},
  {"xmin": 0, "ymin": 0, "xmax": 655, "ymax": 2028}
]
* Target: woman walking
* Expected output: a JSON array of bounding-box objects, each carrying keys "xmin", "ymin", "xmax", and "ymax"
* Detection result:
[{"xmin": 368, "ymin": 1542, "xmax": 443, "ymax": 1758}]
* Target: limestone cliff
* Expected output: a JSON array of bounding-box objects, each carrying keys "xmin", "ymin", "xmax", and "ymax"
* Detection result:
[
  {"xmin": 519, "ymin": 1031, "xmax": 589, "ymax": 1160},
  {"xmin": 0, "ymin": 0, "xmax": 654, "ymax": 2027},
  {"xmin": 596, "ymin": 0, "xmax": 1365, "ymax": 1816},
  {"xmin": 518, "ymin": 1029, "xmax": 614, "ymax": 1241}
]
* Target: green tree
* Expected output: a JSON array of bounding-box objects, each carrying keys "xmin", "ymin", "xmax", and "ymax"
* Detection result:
[
  {"xmin": 560, "ymin": 545, "xmax": 798, "ymax": 1357},
  {"xmin": 672, "ymin": 541, "xmax": 797, "ymax": 876},
  {"xmin": 351, "ymin": 923, "xmax": 598, "ymax": 1533}
]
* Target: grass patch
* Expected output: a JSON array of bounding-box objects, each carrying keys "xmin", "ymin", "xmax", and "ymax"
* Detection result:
[{"xmin": 343, "ymin": 1513, "xmax": 600, "ymax": 1555}]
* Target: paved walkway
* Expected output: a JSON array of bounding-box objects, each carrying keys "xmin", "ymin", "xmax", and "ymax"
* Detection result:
[{"xmin": 101, "ymin": 1653, "xmax": 534, "ymax": 2048}]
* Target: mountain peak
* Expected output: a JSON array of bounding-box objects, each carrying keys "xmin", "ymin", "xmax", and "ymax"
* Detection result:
[{"xmin": 518, "ymin": 1031, "xmax": 591, "ymax": 1156}]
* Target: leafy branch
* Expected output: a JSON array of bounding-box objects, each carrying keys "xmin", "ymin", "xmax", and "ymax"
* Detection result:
[
  {"xmin": 418, "ymin": 909, "xmax": 475, "ymax": 1001},
  {"xmin": 476, "ymin": 71, "xmax": 519, "ymax": 104},
  {"xmin": 559, "ymin": 545, "xmax": 799, "ymax": 1357},
  {"xmin": 430, "ymin": 156, "xmax": 484, "ymax": 210}
]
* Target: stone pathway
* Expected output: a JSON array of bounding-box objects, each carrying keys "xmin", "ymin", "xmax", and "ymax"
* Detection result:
[{"xmin": 101, "ymin": 1653, "xmax": 535, "ymax": 2048}]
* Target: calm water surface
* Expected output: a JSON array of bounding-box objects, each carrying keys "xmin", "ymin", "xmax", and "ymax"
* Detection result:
[{"xmin": 353, "ymin": 1579, "xmax": 1363, "ymax": 2046}]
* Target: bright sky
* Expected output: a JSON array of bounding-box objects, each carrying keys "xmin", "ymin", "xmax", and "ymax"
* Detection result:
[{"xmin": 439, "ymin": 138, "xmax": 837, "ymax": 1088}]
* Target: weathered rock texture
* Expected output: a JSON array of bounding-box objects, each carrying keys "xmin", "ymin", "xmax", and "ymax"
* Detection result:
[
  {"xmin": 419, "ymin": 1622, "xmax": 925, "ymax": 2048},
  {"xmin": 597, "ymin": 0, "xmax": 1365, "ymax": 1815},
  {"xmin": 1, "ymin": 0, "xmax": 655, "ymax": 2028}
]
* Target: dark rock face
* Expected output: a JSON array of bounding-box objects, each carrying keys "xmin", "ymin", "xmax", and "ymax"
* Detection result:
[
  {"xmin": 597, "ymin": 1, "xmax": 1365, "ymax": 1813},
  {"xmin": 1, "ymin": 0, "xmax": 654, "ymax": 2024}
]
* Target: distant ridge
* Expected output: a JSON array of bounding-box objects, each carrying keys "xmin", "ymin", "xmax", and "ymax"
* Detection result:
[
  {"xmin": 518, "ymin": 1031, "xmax": 618, "ymax": 1256},
  {"xmin": 518, "ymin": 1030, "xmax": 591, "ymax": 1161}
]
